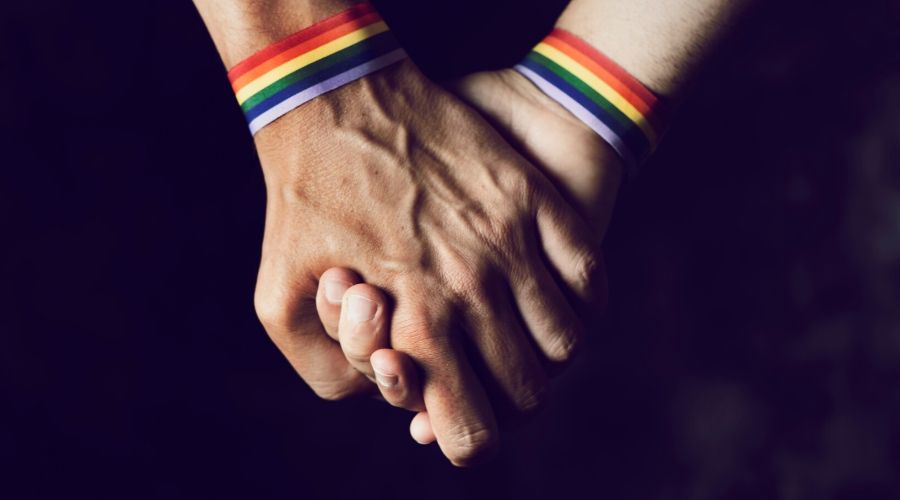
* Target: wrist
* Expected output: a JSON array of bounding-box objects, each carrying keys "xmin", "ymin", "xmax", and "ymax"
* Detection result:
[
  {"xmin": 255, "ymin": 58, "xmax": 424, "ymax": 173},
  {"xmin": 513, "ymin": 28, "xmax": 665, "ymax": 175},
  {"xmin": 224, "ymin": 1, "xmax": 407, "ymax": 135},
  {"xmin": 555, "ymin": 0, "xmax": 749, "ymax": 97},
  {"xmin": 494, "ymin": 69, "xmax": 624, "ymax": 215},
  {"xmin": 194, "ymin": 0, "xmax": 360, "ymax": 67}
]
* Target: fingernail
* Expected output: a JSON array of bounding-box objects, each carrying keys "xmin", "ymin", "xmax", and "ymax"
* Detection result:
[
  {"xmin": 324, "ymin": 280, "xmax": 349, "ymax": 304},
  {"xmin": 347, "ymin": 295, "xmax": 377, "ymax": 322},
  {"xmin": 374, "ymin": 368, "xmax": 398, "ymax": 388}
]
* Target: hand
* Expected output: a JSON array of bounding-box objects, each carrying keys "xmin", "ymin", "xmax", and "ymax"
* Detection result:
[
  {"xmin": 314, "ymin": 68, "xmax": 625, "ymax": 444},
  {"xmin": 449, "ymin": 69, "xmax": 624, "ymax": 234},
  {"xmin": 253, "ymin": 59, "xmax": 601, "ymax": 465}
]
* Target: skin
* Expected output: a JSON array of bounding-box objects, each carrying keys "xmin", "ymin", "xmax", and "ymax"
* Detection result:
[
  {"xmin": 555, "ymin": 0, "xmax": 750, "ymax": 97},
  {"xmin": 195, "ymin": 0, "xmax": 749, "ymax": 465},
  {"xmin": 315, "ymin": 68, "xmax": 619, "ymax": 444},
  {"xmin": 315, "ymin": 0, "xmax": 751, "ymax": 447},
  {"xmin": 193, "ymin": 0, "xmax": 606, "ymax": 466}
]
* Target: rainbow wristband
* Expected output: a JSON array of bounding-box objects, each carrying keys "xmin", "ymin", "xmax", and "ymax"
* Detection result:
[
  {"xmin": 228, "ymin": 2, "xmax": 407, "ymax": 135},
  {"xmin": 515, "ymin": 29, "xmax": 666, "ymax": 174}
]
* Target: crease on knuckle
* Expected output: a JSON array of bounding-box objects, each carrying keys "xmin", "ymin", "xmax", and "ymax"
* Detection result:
[
  {"xmin": 545, "ymin": 330, "xmax": 582, "ymax": 363},
  {"xmin": 343, "ymin": 349, "xmax": 373, "ymax": 366},
  {"xmin": 572, "ymin": 250, "xmax": 601, "ymax": 297},
  {"xmin": 446, "ymin": 425, "xmax": 497, "ymax": 466},
  {"xmin": 514, "ymin": 381, "xmax": 549, "ymax": 414}
]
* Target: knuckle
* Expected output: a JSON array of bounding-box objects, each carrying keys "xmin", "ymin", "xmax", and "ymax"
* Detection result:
[
  {"xmin": 254, "ymin": 289, "xmax": 297, "ymax": 332},
  {"xmin": 545, "ymin": 330, "xmax": 583, "ymax": 363},
  {"xmin": 572, "ymin": 250, "xmax": 602, "ymax": 297},
  {"xmin": 253, "ymin": 259, "xmax": 317, "ymax": 333},
  {"xmin": 342, "ymin": 348, "xmax": 372, "ymax": 366},
  {"xmin": 446, "ymin": 425, "xmax": 498, "ymax": 467},
  {"xmin": 514, "ymin": 381, "xmax": 549, "ymax": 415}
]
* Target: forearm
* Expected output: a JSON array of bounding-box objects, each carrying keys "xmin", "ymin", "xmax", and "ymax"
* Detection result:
[
  {"xmin": 556, "ymin": 0, "xmax": 751, "ymax": 96},
  {"xmin": 193, "ymin": 0, "xmax": 357, "ymax": 68}
]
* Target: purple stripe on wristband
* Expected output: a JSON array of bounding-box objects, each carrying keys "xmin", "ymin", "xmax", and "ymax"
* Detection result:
[
  {"xmin": 248, "ymin": 48, "xmax": 408, "ymax": 134},
  {"xmin": 514, "ymin": 64, "xmax": 637, "ymax": 169}
]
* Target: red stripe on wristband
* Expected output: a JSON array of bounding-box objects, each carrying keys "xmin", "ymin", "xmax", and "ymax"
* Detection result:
[
  {"xmin": 228, "ymin": 2, "xmax": 375, "ymax": 84},
  {"xmin": 543, "ymin": 33, "xmax": 666, "ymax": 134}
]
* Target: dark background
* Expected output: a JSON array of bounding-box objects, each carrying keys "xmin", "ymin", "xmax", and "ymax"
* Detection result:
[{"xmin": 2, "ymin": 0, "xmax": 899, "ymax": 498}]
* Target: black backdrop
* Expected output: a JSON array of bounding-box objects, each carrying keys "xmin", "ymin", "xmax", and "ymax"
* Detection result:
[{"xmin": 3, "ymin": 0, "xmax": 900, "ymax": 499}]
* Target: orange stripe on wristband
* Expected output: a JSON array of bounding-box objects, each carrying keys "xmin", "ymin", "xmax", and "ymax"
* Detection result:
[
  {"xmin": 515, "ymin": 28, "xmax": 668, "ymax": 174},
  {"xmin": 225, "ymin": 2, "xmax": 406, "ymax": 135},
  {"xmin": 228, "ymin": 2, "xmax": 375, "ymax": 83}
]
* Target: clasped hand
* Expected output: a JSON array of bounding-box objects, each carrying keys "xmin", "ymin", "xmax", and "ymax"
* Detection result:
[{"xmin": 253, "ymin": 59, "xmax": 622, "ymax": 465}]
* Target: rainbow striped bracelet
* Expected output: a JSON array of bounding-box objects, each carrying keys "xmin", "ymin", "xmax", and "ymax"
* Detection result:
[
  {"xmin": 228, "ymin": 2, "xmax": 407, "ymax": 135},
  {"xmin": 515, "ymin": 29, "xmax": 666, "ymax": 174}
]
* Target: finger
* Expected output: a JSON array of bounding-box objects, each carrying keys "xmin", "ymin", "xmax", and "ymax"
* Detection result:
[
  {"xmin": 315, "ymin": 267, "xmax": 362, "ymax": 341},
  {"xmin": 462, "ymin": 285, "xmax": 548, "ymax": 415},
  {"xmin": 324, "ymin": 276, "xmax": 426, "ymax": 410},
  {"xmin": 255, "ymin": 264, "xmax": 371, "ymax": 400},
  {"xmin": 371, "ymin": 348, "xmax": 425, "ymax": 411},
  {"xmin": 508, "ymin": 251, "xmax": 586, "ymax": 365},
  {"xmin": 534, "ymin": 185, "xmax": 605, "ymax": 307},
  {"xmin": 338, "ymin": 283, "xmax": 391, "ymax": 379},
  {"xmin": 410, "ymin": 412, "xmax": 436, "ymax": 444},
  {"xmin": 391, "ymin": 297, "xmax": 499, "ymax": 467}
]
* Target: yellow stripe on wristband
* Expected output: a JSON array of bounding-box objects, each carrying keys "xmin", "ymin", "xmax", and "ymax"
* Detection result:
[
  {"xmin": 235, "ymin": 21, "xmax": 389, "ymax": 105},
  {"xmin": 533, "ymin": 42, "xmax": 657, "ymax": 145}
]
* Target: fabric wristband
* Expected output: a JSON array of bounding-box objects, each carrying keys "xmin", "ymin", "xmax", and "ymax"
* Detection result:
[
  {"xmin": 515, "ymin": 28, "xmax": 666, "ymax": 175},
  {"xmin": 227, "ymin": 2, "xmax": 407, "ymax": 135}
]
